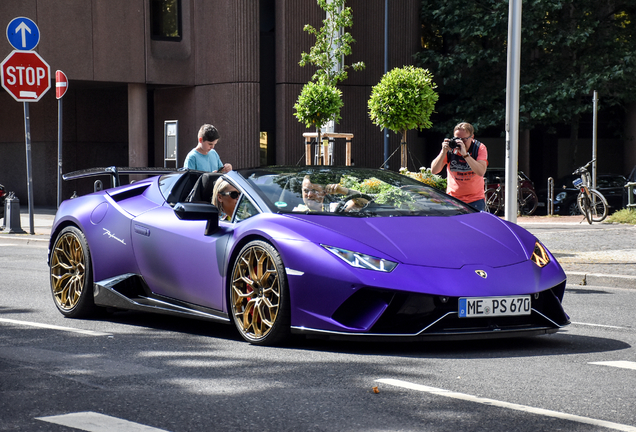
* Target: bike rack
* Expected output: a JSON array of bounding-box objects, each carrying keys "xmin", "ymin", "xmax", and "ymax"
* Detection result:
[
  {"xmin": 626, "ymin": 182, "xmax": 636, "ymax": 209},
  {"xmin": 547, "ymin": 177, "xmax": 554, "ymax": 216}
]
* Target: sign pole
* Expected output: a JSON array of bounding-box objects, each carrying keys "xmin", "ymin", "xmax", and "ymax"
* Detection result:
[
  {"xmin": 57, "ymin": 96, "xmax": 63, "ymax": 207},
  {"xmin": 23, "ymin": 102, "xmax": 35, "ymax": 235},
  {"xmin": 56, "ymin": 71, "xmax": 69, "ymax": 207}
]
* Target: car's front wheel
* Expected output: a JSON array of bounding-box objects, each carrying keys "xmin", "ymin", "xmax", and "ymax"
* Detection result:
[
  {"xmin": 229, "ymin": 240, "xmax": 290, "ymax": 345},
  {"xmin": 49, "ymin": 226, "xmax": 98, "ymax": 318}
]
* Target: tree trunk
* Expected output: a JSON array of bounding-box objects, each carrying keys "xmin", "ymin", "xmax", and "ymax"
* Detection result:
[{"xmin": 400, "ymin": 129, "xmax": 407, "ymax": 169}]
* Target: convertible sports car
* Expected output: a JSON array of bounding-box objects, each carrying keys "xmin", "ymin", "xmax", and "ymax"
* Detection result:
[{"xmin": 48, "ymin": 166, "xmax": 569, "ymax": 345}]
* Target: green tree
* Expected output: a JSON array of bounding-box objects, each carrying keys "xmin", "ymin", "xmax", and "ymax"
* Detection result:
[
  {"xmin": 299, "ymin": 0, "xmax": 365, "ymax": 86},
  {"xmin": 368, "ymin": 66, "xmax": 439, "ymax": 168},
  {"xmin": 293, "ymin": 81, "xmax": 343, "ymax": 130},
  {"xmin": 294, "ymin": 0, "xmax": 365, "ymax": 158},
  {"xmin": 416, "ymin": 0, "xmax": 636, "ymax": 161}
]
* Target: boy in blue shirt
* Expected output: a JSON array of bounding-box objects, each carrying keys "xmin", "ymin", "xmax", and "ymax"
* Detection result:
[{"xmin": 184, "ymin": 124, "xmax": 232, "ymax": 172}]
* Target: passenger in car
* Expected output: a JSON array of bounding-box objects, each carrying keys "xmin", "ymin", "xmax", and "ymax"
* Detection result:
[{"xmin": 212, "ymin": 179, "xmax": 241, "ymax": 221}]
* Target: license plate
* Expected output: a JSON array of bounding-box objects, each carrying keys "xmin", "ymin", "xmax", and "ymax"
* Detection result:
[{"xmin": 458, "ymin": 296, "xmax": 531, "ymax": 317}]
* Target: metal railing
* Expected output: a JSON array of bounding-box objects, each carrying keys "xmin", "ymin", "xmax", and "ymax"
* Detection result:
[
  {"xmin": 626, "ymin": 182, "xmax": 636, "ymax": 209},
  {"xmin": 547, "ymin": 177, "xmax": 554, "ymax": 216}
]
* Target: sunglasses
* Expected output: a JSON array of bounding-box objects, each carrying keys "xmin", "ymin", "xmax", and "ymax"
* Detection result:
[{"xmin": 222, "ymin": 191, "xmax": 240, "ymax": 199}]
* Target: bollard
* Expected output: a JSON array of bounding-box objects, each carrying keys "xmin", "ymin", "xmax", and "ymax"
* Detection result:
[{"xmin": 3, "ymin": 192, "xmax": 26, "ymax": 234}]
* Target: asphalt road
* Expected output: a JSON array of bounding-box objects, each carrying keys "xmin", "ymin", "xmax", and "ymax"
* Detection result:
[{"xmin": 1, "ymin": 236, "xmax": 635, "ymax": 432}]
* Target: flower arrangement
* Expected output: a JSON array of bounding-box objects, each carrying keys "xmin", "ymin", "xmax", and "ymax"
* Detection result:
[{"xmin": 400, "ymin": 167, "xmax": 447, "ymax": 192}]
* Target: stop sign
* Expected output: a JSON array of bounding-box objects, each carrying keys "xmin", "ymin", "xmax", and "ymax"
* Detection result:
[{"xmin": 1, "ymin": 50, "xmax": 50, "ymax": 102}]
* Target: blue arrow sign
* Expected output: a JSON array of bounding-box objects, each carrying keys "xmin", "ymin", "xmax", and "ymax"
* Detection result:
[{"xmin": 6, "ymin": 17, "xmax": 40, "ymax": 51}]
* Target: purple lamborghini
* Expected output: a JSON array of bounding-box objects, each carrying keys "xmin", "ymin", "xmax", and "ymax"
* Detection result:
[{"xmin": 48, "ymin": 166, "xmax": 569, "ymax": 345}]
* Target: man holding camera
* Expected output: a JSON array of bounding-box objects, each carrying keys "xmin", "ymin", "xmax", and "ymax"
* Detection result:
[{"xmin": 431, "ymin": 122, "xmax": 488, "ymax": 210}]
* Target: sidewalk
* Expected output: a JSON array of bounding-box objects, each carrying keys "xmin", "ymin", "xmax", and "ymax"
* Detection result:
[
  {"xmin": 0, "ymin": 207, "xmax": 56, "ymax": 240},
  {"xmin": 2, "ymin": 208, "xmax": 635, "ymax": 289}
]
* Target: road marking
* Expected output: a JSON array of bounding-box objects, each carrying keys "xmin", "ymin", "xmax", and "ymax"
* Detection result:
[
  {"xmin": 36, "ymin": 412, "xmax": 169, "ymax": 432},
  {"xmin": 572, "ymin": 321, "xmax": 627, "ymax": 329},
  {"xmin": 0, "ymin": 318, "xmax": 111, "ymax": 336},
  {"xmin": 376, "ymin": 378, "xmax": 636, "ymax": 432},
  {"xmin": 589, "ymin": 361, "xmax": 636, "ymax": 371}
]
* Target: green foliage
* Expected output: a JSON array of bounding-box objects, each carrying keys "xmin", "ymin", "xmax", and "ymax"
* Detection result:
[
  {"xmin": 368, "ymin": 66, "xmax": 439, "ymax": 141},
  {"xmin": 416, "ymin": 0, "xmax": 636, "ymax": 135},
  {"xmin": 399, "ymin": 167, "xmax": 447, "ymax": 191},
  {"xmin": 299, "ymin": 0, "xmax": 365, "ymax": 86},
  {"xmin": 606, "ymin": 208, "xmax": 636, "ymax": 225},
  {"xmin": 293, "ymin": 81, "xmax": 343, "ymax": 129},
  {"xmin": 295, "ymin": 0, "xmax": 364, "ymax": 131},
  {"xmin": 338, "ymin": 175, "xmax": 415, "ymax": 206}
]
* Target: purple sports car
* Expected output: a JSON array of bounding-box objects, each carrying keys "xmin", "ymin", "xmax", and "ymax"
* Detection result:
[{"xmin": 48, "ymin": 166, "xmax": 569, "ymax": 345}]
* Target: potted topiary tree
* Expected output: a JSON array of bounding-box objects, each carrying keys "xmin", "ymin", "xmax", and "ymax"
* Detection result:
[
  {"xmin": 294, "ymin": 0, "xmax": 364, "ymax": 164},
  {"xmin": 293, "ymin": 81, "xmax": 343, "ymax": 144},
  {"xmin": 368, "ymin": 66, "xmax": 439, "ymax": 169}
]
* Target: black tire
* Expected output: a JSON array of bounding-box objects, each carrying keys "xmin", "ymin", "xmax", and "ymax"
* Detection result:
[
  {"xmin": 518, "ymin": 188, "xmax": 538, "ymax": 215},
  {"xmin": 49, "ymin": 226, "xmax": 98, "ymax": 318},
  {"xmin": 568, "ymin": 200, "xmax": 582, "ymax": 216},
  {"xmin": 229, "ymin": 240, "xmax": 290, "ymax": 345},
  {"xmin": 485, "ymin": 188, "xmax": 502, "ymax": 215},
  {"xmin": 578, "ymin": 193, "xmax": 593, "ymax": 224},
  {"xmin": 578, "ymin": 189, "xmax": 608, "ymax": 223}
]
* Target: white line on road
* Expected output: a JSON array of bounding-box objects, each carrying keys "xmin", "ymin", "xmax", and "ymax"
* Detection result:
[
  {"xmin": 0, "ymin": 318, "xmax": 111, "ymax": 336},
  {"xmin": 36, "ymin": 412, "xmax": 169, "ymax": 432},
  {"xmin": 589, "ymin": 361, "xmax": 636, "ymax": 371},
  {"xmin": 376, "ymin": 378, "xmax": 636, "ymax": 432},
  {"xmin": 572, "ymin": 321, "xmax": 627, "ymax": 329}
]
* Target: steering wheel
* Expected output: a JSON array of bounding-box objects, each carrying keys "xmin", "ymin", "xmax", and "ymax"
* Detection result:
[{"xmin": 333, "ymin": 193, "xmax": 374, "ymax": 213}]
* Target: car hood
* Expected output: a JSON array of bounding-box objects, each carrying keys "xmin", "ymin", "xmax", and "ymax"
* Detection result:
[{"xmin": 287, "ymin": 212, "xmax": 531, "ymax": 269}]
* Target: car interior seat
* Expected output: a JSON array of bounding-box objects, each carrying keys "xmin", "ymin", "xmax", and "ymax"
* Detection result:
[{"xmin": 186, "ymin": 172, "xmax": 221, "ymax": 203}]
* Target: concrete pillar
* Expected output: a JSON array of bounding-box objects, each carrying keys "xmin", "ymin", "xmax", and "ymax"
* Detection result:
[{"xmin": 128, "ymin": 83, "xmax": 148, "ymax": 167}]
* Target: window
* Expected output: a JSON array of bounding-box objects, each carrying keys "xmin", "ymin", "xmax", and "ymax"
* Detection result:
[{"xmin": 150, "ymin": 0, "xmax": 182, "ymax": 41}]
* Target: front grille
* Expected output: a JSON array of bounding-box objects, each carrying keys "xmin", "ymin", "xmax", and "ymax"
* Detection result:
[{"xmin": 332, "ymin": 282, "xmax": 569, "ymax": 335}]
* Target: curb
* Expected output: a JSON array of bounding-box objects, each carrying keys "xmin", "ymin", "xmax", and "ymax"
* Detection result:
[{"xmin": 566, "ymin": 271, "xmax": 636, "ymax": 290}]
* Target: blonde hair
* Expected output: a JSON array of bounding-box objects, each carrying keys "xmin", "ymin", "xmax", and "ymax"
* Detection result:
[
  {"xmin": 212, "ymin": 179, "xmax": 230, "ymax": 208},
  {"xmin": 454, "ymin": 122, "xmax": 474, "ymax": 136}
]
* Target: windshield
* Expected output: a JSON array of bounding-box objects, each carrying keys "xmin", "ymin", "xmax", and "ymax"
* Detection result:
[{"xmin": 241, "ymin": 167, "xmax": 474, "ymax": 217}]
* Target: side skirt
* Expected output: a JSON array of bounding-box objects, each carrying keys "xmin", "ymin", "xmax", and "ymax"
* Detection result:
[{"xmin": 93, "ymin": 273, "xmax": 230, "ymax": 323}]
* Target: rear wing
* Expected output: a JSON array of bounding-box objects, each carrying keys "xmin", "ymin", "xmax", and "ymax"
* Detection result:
[{"xmin": 63, "ymin": 166, "xmax": 181, "ymax": 189}]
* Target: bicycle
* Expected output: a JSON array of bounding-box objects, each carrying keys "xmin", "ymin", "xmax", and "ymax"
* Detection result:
[
  {"xmin": 485, "ymin": 175, "xmax": 538, "ymax": 216},
  {"xmin": 572, "ymin": 159, "xmax": 608, "ymax": 224}
]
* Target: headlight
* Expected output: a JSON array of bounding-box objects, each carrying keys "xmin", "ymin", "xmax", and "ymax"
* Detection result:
[
  {"xmin": 555, "ymin": 192, "xmax": 567, "ymax": 202},
  {"xmin": 531, "ymin": 241, "xmax": 550, "ymax": 268},
  {"xmin": 322, "ymin": 245, "xmax": 398, "ymax": 272}
]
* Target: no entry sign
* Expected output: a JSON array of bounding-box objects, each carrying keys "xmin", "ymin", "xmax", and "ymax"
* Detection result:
[
  {"xmin": 1, "ymin": 50, "xmax": 51, "ymax": 102},
  {"xmin": 55, "ymin": 70, "xmax": 68, "ymax": 99}
]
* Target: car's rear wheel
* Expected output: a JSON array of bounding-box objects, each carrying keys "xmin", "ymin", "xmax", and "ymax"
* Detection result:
[
  {"xmin": 230, "ymin": 240, "xmax": 290, "ymax": 345},
  {"xmin": 49, "ymin": 226, "xmax": 98, "ymax": 318}
]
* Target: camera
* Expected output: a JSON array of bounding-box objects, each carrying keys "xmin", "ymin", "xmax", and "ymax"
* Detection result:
[{"xmin": 447, "ymin": 137, "xmax": 462, "ymax": 149}]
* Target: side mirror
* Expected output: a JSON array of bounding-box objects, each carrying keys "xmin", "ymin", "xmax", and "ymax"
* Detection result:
[{"xmin": 173, "ymin": 202, "xmax": 219, "ymax": 236}]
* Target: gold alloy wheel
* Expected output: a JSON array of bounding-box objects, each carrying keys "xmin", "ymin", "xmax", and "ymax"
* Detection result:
[
  {"xmin": 50, "ymin": 230, "xmax": 87, "ymax": 312},
  {"xmin": 231, "ymin": 243, "xmax": 282, "ymax": 342}
]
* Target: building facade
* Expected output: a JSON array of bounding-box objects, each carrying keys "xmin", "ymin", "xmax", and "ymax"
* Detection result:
[{"xmin": 0, "ymin": 0, "xmax": 422, "ymax": 206}]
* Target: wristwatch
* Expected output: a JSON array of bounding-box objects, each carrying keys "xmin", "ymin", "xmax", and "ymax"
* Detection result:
[{"xmin": 462, "ymin": 153, "xmax": 470, "ymax": 158}]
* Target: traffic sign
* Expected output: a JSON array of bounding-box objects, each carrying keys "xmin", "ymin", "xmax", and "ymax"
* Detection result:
[
  {"xmin": 6, "ymin": 17, "xmax": 40, "ymax": 51},
  {"xmin": 1, "ymin": 50, "xmax": 51, "ymax": 102},
  {"xmin": 55, "ymin": 70, "xmax": 68, "ymax": 99}
]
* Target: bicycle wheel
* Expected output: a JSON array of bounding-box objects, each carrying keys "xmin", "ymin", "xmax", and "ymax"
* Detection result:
[
  {"xmin": 577, "ymin": 192, "xmax": 593, "ymax": 224},
  {"xmin": 518, "ymin": 188, "xmax": 538, "ymax": 215},
  {"xmin": 585, "ymin": 189, "xmax": 608, "ymax": 222},
  {"xmin": 485, "ymin": 188, "xmax": 502, "ymax": 215}
]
